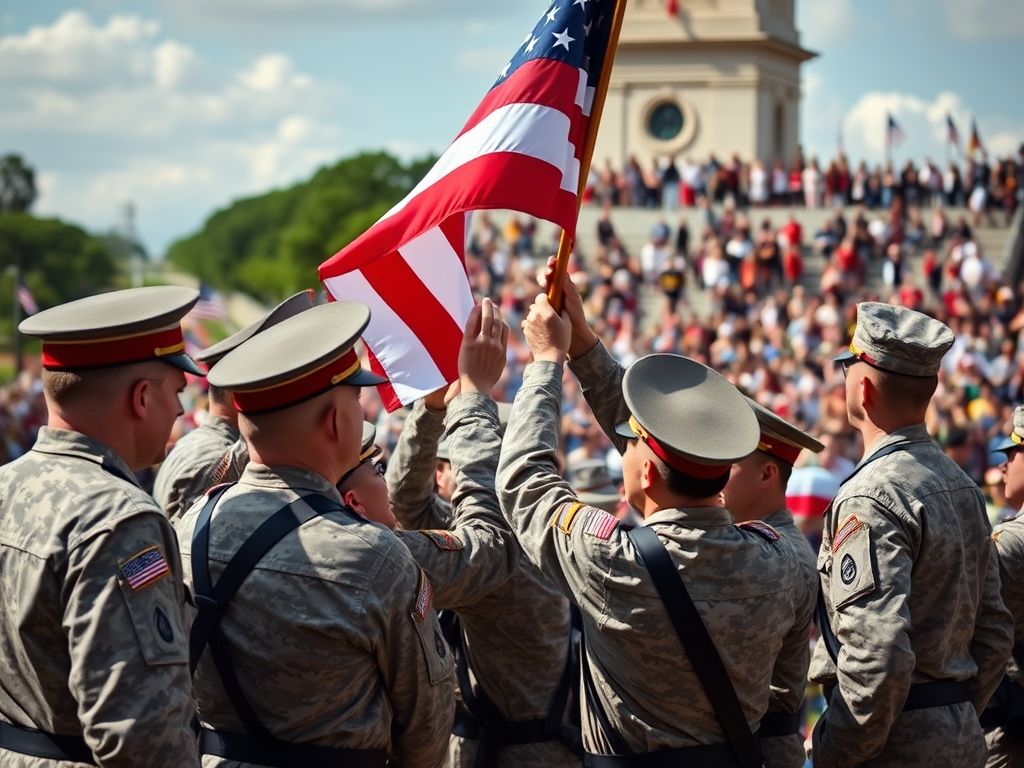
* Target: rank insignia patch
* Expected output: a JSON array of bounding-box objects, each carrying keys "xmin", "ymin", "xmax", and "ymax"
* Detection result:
[
  {"xmin": 554, "ymin": 501, "xmax": 585, "ymax": 535},
  {"xmin": 738, "ymin": 520, "xmax": 782, "ymax": 541},
  {"xmin": 420, "ymin": 530, "xmax": 464, "ymax": 551},
  {"xmin": 119, "ymin": 546, "xmax": 170, "ymax": 591},
  {"xmin": 582, "ymin": 507, "xmax": 619, "ymax": 540},
  {"xmin": 412, "ymin": 569, "xmax": 432, "ymax": 620}
]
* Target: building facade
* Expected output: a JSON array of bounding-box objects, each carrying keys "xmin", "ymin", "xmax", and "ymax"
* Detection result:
[{"xmin": 594, "ymin": 0, "xmax": 815, "ymax": 169}]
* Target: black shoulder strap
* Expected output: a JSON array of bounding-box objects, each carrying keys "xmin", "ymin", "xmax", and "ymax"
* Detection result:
[
  {"xmin": 627, "ymin": 524, "xmax": 761, "ymax": 768},
  {"xmin": 815, "ymin": 442, "xmax": 907, "ymax": 664},
  {"xmin": 190, "ymin": 488, "xmax": 345, "ymax": 737}
]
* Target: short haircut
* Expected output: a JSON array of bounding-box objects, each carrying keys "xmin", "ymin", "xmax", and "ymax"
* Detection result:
[
  {"xmin": 208, "ymin": 384, "xmax": 232, "ymax": 408},
  {"xmin": 653, "ymin": 456, "xmax": 732, "ymax": 498},
  {"xmin": 871, "ymin": 368, "xmax": 938, "ymax": 412},
  {"xmin": 41, "ymin": 369, "xmax": 86, "ymax": 407}
]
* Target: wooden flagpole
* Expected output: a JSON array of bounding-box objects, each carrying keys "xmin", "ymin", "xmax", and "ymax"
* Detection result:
[{"xmin": 547, "ymin": 0, "xmax": 629, "ymax": 313}]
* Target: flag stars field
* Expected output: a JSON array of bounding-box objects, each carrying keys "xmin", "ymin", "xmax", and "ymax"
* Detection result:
[{"xmin": 553, "ymin": 29, "xmax": 576, "ymax": 51}]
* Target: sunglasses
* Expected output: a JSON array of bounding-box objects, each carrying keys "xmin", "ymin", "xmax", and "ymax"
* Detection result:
[{"xmin": 338, "ymin": 457, "xmax": 386, "ymax": 489}]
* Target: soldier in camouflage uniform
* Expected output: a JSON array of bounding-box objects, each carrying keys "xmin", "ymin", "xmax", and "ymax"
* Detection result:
[
  {"xmin": 175, "ymin": 300, "xmax": 455, "ymax": 768},
  {"xmin": 0, "ymin": 287, "xmax": 204, "ymax": 767},
  {"xmin": 985, "ymin": 407, "xmax": 1024, "ymax": 766},
  {"xmin": 155, "ymin": 291, "xmax": 313, "ymax": 520},
  {"xmin": 498, "ymin": 284, "xmax": 804, "ymax": 764},
  {"xmin": 386, "ymin": 300, "xmax": 580, "ymax": 768},
  {"xmin": 722, "ymin": 397, "xmax": 823, "ymax": 768},
  {"xmin": 811, "ymin": 302, "xmax": 1013, "ymax": 768}
]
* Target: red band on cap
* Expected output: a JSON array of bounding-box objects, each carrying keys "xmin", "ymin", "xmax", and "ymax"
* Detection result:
[
  {"xmin": 849, "ymin": 342, "xmax": 878, "ymax": 367},
  {"xmin": 232, "ymin": 348, "xmax": 361, "ymax": 414},
  {"xmin": 42, "ymin": 327, "xmax": 185, "ymax": 369},
  {"xmin": 758, "ymin": 433, "xmax": 802, "ymax": 465},
  {"xmin": 628, "ymin": 416, "xmax": 731, "ymax": 480}
]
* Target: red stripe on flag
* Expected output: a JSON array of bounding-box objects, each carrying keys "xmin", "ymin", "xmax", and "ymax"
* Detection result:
[
  {"xmin": 359, "ymin": 255, "xmax": 463, "ymax": 384},
  {"xmin": 320, "ymin": 153, "xmax": 577, "ymax": 277},
  {"xmin": 459, "ymin": 58, "xmax": 583, "ymax": 139},
  {"xmin": 366, "ymin": 347, "xmax": 401, "ymax": 413},
  {"xmin": 438, "ymin": 215, "xmax": 468, "ymax": 269}
]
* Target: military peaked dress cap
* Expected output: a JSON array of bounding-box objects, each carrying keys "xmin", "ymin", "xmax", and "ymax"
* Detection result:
[
  {"xmin": 19, "ymin": 285, "xmax": 204, "ymax": 375},
  {"xmin": 746, "ymin": 396, "xmax": 823, "ymax": 465},
  {"xmin": 834, "ymin": 302, "xmax": 954, "ymax": 378},
  {"xmin": 194, "ymin": 290, "xmax": 315, "ymax": 368},
  {"xmin": 994, "ymin": 406, "xmax": 1024, "ymax": 453},
  {"xmin": 207, "ymin": 301, "xmax": 386, "ymax": 414},
  {"xmin": 613, "ymin": 353, "xmax": 759, "ymax": 479}
]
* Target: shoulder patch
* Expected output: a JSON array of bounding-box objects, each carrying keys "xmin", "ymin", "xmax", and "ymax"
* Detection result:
[
  {"xmin": 737, "ymin": 520, "xmax": 782, "ymax": 542},
  {"xmin": 554, "ymin": 501, "xmax": 585, "ymax": 535},
  {"xmin": 833, "ymin": 515, "xmax": 863, "ymax": 552},
  {"xmin": 581, "ymin": 507, "xmax": 619, "ymax": 540},
  {"xmin": 419, "ymin": 530, "xmax": 464, "ymax": 551},
  {"xmin": 411, "ymin": 568, "xmax": 432, "ymax": 620},
  {"xmin": 119, "ymin": 546, "xmax": 171, "ymax": 591}
]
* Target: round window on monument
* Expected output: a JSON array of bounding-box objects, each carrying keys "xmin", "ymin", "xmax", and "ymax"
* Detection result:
[{"xmin": 647, "ymin": 102, "xmax": 684, "ymax": 142}]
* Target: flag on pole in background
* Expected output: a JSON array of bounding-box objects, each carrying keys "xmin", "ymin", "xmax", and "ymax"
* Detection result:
[
  {"xmin": 187, "ymin": 282, "xmax": 228, "ymax": 322},
  {"xmin": 968, "ymin": 118, "xmax": 985, "ymax": 156},
  {"xmin": 16, "ymin": 280, "xmax": 37, "ymax": 315},
  {"xmin": 886, "ymin": 114, "xmax": 905, "ymax": 148},
  {"xmin": 666, "ymin": 0, "xmax": 679, "ymax": 16},
  {"xmin": 319, "ymin": 0, "xmax": 622, "ymax": 411},
  {"xmin": 946, "ymin": 113, "xmax": 960, "ymax": 150}
]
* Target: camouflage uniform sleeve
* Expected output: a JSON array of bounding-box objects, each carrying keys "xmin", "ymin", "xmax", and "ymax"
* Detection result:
[
  {"xmin": 386, "ymin": 400, "xmax": 453, "ymax": 530},
  {"xmin": 65, "ymin": 511, "xmax": 199, "ymax": 768},
  {"xmin": 969, "ymin": 535, "xmax": 1015, "ymax": 711},
  {"xmin": 995, "ymin": 522, "xmax": 1024, "ymax": 643},
  {"xmin": 395, "ymin": 392, "xmax": 518, "ymax": 609},
  {"xmin": 371, "ymin": 545, "xmax": 455, "ymax": 768},
  {"xmin": 497, "ymin": 361, "xmax": 608, "ymax": 601},
  {"xmin": 567, "ymin": 340, "xmax": 632, "ymax": 454},
  {"xmin": 762, "ymin": 571, "xmax": 815, "ymax": 768},
  {"xmin": 816, "ymin": 495, "xmax": 916, "ymax": 768}
]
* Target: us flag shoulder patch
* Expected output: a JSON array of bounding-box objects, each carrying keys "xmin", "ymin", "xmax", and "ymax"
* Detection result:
[
  {"xmin": 833, "ymin": 516, "xmax": 863, "ymax": 552},
  {"xmin": 582, "ymin": 508, "xmax": 619, "ymax": 540},
  {"xmin": 420, "ymin": 530, "xmax": 464, "ymax": 551},
  {"xmin": 119, "ymin": 546, "xmax": 170, "ymax": 591},
  {"xmin": 738, "ymin": 520, "xmax": 782, "ymax": 542}
]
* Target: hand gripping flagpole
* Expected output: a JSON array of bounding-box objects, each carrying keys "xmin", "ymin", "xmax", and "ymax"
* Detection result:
[{"xmin": 547, "ymin": 0, "xmax": 628, "ymax": 313}]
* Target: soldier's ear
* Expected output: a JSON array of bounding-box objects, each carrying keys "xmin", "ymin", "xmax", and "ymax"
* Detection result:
[
  {"xmin": 640, "ymin": 459, "xmax": 656, "ymax": 491},
  {"xmin": 129, "ymin": 378, "xmax": 149, "ymax": 420},
  {"xmin": 762, "ymin": 460, "xmax": 778, "ymax": 486}
]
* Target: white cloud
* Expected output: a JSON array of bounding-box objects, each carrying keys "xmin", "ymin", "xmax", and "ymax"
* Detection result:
[
  {"xmin": 799, "ymin": 0, "xmax": 856, "ymax": 45},
  {"xmin": 1, "ymin": 11, "xmax": 348, "ymax": 255}
]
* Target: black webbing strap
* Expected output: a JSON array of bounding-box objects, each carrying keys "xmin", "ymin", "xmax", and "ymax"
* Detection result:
[
  {"xmin": 758, "ymin": 711, "xmax": 802, "ymax": 738},
  {"xmin": 815, "ymin": 442, "xmax": 907, "ymax": 664},
  {"xmin": 190, "ymin": 488, "xmax": 345, "ymax": 739},
  {"xmin": 627, "ymin": 525, "xmax": 761, "ymax": 768},
  {"xmin": 902, "ymin": 680, "xmax": 971, "ymax": 711},
  {"xmin": 444, "ymin": 608, "xmax": 577, "ymax": 767},
  {"xmin": 198, "ymin": 729, "xmax": 388, "ymax": 768},
  {"xmin": 0, "ymin": 720, "xmax": 95, "ymax": 765}
]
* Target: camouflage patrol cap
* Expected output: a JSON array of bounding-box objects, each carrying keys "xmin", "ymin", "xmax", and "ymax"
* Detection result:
[
  {"xmin": 194, "ymin": 290, "xmax": 315, "ymax": 368},
  {"xmin": 746, "ymin": 396, "xmax": 823, "ymax": 466},
  {"xmin": 20, "ymin": 285, "xmax": 204, "ymax": 375},
  {"xmin": 834, "ymin": 302, "xmax": 953, "ymax": 378},
  {"xmin": 993, "ymin": 406, "xmax": 1024, "ymax": 454},
  {"xmin": 208, "ymin": 301, "xmax": 386, "ymax": 414},
  {"xmin": 613, "ymin": 354, "xmax": 759, "ymax": 479}
]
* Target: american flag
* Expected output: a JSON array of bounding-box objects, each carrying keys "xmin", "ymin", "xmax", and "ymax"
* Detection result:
[
  {"xmin": 947, "ymin": 114, "xmax": 960, "ymax": 149},
  {"xmin": 188, "ymin": 282, "xmax": 228, "ymax": 322},
  {"xmin": 968, "ymin": 118, "xmax": 985, "ymax": 156},
  {"xmin": 119, "ymin": 546, "xmax": 170, "ymax": 591},
  {"xmin": 319, "ymin": 0, "xmax": 621, "ymax": 411},
  {"xmin": 16, "ymin": 280, "xmax": 37, "ymax": 315},
  {"xmin": 886, "ymin": 114, "xmax": 905, "ymax": 148}
]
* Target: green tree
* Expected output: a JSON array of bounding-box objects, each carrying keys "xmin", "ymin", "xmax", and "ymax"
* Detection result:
[
  {"xmin": 167, "ymin": 150, "xmax": 436, "ymax": 301},
  {"xmin": 0, "ymin": 155, "xmax": 38, "ymax": 213},
  {"xmin": 0, "ymin": 214, "xmax": 117, "ymax": 309}
]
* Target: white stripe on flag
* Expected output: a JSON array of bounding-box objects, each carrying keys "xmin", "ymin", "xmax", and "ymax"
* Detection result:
[
  {"xmin": 382, "ymin": 102, "xmax": 577, "ymax": 223},
  {"xmin": 399, "ymin": 227, "xmax": 476, "ymax": 330},
  {"xmin": 322, "ymin": 269, "xmax": 448, "ymax": 405},
  {"xmin": 575, "ymin": 68, "xmax": 595, "ymax": 117}
]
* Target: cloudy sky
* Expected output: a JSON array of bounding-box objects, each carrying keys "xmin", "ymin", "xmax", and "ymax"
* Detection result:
[{"xmin": 2, "ymin": 0, "xmax": 1022, "ymax": 256}]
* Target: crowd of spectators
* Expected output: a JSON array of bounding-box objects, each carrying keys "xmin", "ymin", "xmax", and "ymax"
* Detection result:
[
  {"xmin": 586, "ymin": 146, "xmax": 1024, "ymax": 229},
  {"xmin": 1, "ymin": 146, "xmax": 1022, "ymax": 536}
]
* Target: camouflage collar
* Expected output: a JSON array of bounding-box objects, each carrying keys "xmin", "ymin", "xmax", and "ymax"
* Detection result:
[
  {"xmin": 32, "ymin": 426, "xmax": 138, "ymax": 487},
  {"xmin": 644, "ymin": 506, "xmax": 734, "ymax": 529},
  {"xmin": 197, "ymin": 411, "xmax": 241, "ymax": 442},
  {"xmin": 239, "ymin": 462, "xmax": 342, "ymax": 503},
  {"xmin": 860, "ymin": 423, "xmax": 930, "ymax": 465}
]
